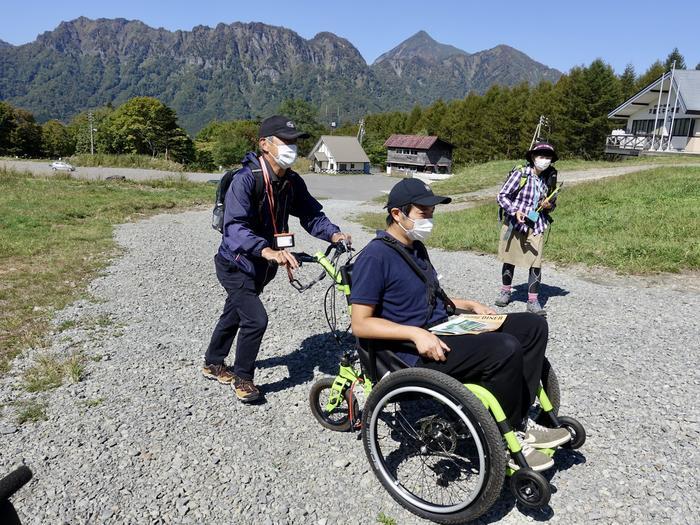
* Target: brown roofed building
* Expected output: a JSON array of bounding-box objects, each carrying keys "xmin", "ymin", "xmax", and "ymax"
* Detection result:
[{"xmin": 384, "ymin": 134, "xmax": 453, "ymax": 175}]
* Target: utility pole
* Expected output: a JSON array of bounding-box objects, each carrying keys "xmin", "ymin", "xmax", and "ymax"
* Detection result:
[
  {"xmin": 88, "ymin": 111, "xmax": 95, "ymax": 155},
  {"xmin": 357, "ymin": 118, "xmax": 365, "ymax": 145}
]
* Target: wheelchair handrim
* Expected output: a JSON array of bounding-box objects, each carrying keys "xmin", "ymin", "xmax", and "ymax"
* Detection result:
[{"xmin": 368, "ymin": 385, "xmax": 487, "ymax": 514}]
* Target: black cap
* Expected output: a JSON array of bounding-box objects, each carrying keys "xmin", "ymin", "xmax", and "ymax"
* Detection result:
[
  {"xmin": 385, "ymin": 178, "xmax": 452, "ymax": 210},
  {"xmin": 258, "ymin": 115, "xmax": 310, "ymax": 140},
  {"xmin": 526, "ymin": 141, "xmax": 558, "ymax": 163}
]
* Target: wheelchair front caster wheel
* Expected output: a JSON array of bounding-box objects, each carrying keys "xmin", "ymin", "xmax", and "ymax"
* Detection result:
[
  {"xmin": 557, "ymin": 415, "xmax": 586, "ymax": 449},
  {"xmin": 309, "ymin": 377, "xmax": 358, "ymax": 432},
  {"xmin": 511, "ymin": 469, "xmax": 551, "ymax": 509}
]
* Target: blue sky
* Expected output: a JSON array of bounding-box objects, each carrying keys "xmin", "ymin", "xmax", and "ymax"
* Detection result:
[{"xmin": 2, "ymin": 0, "xmax": 698, "ymax": 74}]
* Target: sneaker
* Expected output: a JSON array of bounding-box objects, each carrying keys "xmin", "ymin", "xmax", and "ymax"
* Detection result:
[
  {"xmin": 523, "ymin": 419, "xmax": 571, "ymax": 449},
  {"xmin": 202, "ymin": 363, "xmax": 236, "ymax": 385},
  {"xmin": 495, "ymin": 290, "xmax": 511, "ymax": 307},
  {"xmin": 233, "ymin": 377, "xmax": 261, "ymax": 403},
  {"xmin": 526, "ymin": 299, "xmax": 547, "ymax": 316},
  {"xmin": 508, "ymin": 433, "xmax": 555, "ymax": 472}
]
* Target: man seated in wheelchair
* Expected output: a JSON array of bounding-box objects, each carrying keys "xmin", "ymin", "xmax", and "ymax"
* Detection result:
[{"xmin": 350, "ymin": 178, "xmax": 570, "ymax": 472}]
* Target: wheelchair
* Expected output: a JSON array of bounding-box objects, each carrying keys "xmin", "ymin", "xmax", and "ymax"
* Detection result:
[{"xmin": 292, "ymin": 243, "xmax": 586, "ymax": 524}]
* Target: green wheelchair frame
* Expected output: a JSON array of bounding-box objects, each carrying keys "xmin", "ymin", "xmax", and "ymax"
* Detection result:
[{"xmin": 292, "ymin": 243, "xmax": 586, "ymax": 518}]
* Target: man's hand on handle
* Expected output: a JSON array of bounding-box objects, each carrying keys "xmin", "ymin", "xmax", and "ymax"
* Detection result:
[
  {"xmin": 261, "ymin": 247, "xmax": 300, "ymax": 270},
  {"xmin": 331, "ymin": 232, "xmax": 352, "ymax": 246}
]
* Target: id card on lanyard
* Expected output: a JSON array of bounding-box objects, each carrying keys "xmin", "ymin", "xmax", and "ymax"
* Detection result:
[{"xmin": 259, "ymin": 157, "xmax": 295, "ymax": 249}]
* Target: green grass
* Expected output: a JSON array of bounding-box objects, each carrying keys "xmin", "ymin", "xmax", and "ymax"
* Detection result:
[
  {"xmin": 377, "ymin": 512, "xmax": 397, "ymax": 525},
  {"xmin": 0, "ymin": 168, "xmax": 213, "ymax": 374},
  {"xmin": 431, "ymin": 156, "xmax": 700, "ymax": 196},
  {"xmin": 359, "ymin": 166, "xmax": 700, "ymax": 274},
  {"xmin": 14, "ymin": 400, "xmax": 48, "ymax": 424},
  {"xmin": 68, "ymin": 153, "xmax": 185, "ymax": 172},
  {"xmin": 23, "ymin": 351, "xmax": 87, "ymax": 392}
]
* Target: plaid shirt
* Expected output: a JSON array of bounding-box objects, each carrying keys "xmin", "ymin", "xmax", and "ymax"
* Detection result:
[{"xmin": 497, "ymin": 166, "xmax": 555, "ymax": 236}]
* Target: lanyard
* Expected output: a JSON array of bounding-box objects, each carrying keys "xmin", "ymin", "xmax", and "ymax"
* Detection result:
[{"xmin": 259, "ymin": 157, "xmax": 282, "ymax": 234}]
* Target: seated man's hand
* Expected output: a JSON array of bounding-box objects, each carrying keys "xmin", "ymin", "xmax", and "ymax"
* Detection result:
[
  {"xmin": 471, "ymin": 302, "xmax": 497, "ymax": 315},
  {"xmin": 413, "ymin": 329, "xmax": 451, "ymax": 362},
  {"xmin": 331, "ymin": 232, "xmax": 352, "ymax": 246}
]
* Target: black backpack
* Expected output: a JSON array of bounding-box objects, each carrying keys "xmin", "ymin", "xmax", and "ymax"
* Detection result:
[{"xmin": 211, "ymin": 164, "xmax": 265, "ymax": 233}]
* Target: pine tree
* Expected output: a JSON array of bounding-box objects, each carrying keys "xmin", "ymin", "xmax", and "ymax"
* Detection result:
[
  {"xmin": 664, "ymin": 48, "xmax": 686, "ymax": 70},
  {"xmin": 557, "ymin": 59, "xmax": 621, "ymax": 158},
  {"xmin": 637, "ymin": 61, "xmax": 666, "ymax": 90},
  {"xmin": 619, "ymin": 64, "xmax": 638, "ymax": 101}
]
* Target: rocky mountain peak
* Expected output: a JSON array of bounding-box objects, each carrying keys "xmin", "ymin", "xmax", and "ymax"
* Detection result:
[{"xmin": 374, "ymin": 30, "xmax": 469, "ymax": 65}]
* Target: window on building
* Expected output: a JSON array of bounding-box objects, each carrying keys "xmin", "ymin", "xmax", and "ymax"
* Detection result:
[{"xmin": 672, "ymin": 118, "xmax": 691, "ymax": 137}]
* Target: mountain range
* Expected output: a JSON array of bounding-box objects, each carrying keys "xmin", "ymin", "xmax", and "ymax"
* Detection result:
[{"xmin": 0, "ymin": 18, "xmax": 562, "ymax": 133}]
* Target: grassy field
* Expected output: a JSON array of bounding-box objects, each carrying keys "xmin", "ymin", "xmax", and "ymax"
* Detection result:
[
  {"xmin": 68, "ymin": 153, "xmax": 186, "ymax": 172},
  {"xmin": 0, "ymin": 168, "xmax": 213, "ymax": 375},
  {"xmin": 359, "ymin": 166, "xmax": 700, "ymax": 274},
  {"xmin": 430, "ymin": 155, "xmax": 700, "ymax": 196}
]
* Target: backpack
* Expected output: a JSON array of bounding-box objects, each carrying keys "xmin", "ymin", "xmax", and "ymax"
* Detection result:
[
  {"xmin": 497, "ymin": 165, "xmax": 558, "ymax": 223},
  {"xmin": 211, "ymin": 164, "xmax": 265, "ymax": 233}
]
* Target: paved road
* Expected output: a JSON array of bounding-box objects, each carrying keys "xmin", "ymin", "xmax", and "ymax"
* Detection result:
[{"xmin": 0, "ymin": 159, "xmax": 396, "ymax": 202}]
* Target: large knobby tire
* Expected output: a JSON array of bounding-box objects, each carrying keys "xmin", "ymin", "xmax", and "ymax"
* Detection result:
[
  {"xmin": 309, "ymin": 377, "xmax": 357, "ymax": 432},
  {"xmin": 361, "ymin": 368, "xmax": 506, "ymax": 524}
]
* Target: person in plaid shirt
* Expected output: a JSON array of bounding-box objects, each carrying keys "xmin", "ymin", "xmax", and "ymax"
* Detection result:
[{"xmin": 495, "ymin": 142, "xmax": 559, "ymax": 316}]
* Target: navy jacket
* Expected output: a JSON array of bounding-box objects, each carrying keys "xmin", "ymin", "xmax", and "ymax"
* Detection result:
[{"xmin": 218, "ymin": 152, "xmax": 340, "ymax": 283}]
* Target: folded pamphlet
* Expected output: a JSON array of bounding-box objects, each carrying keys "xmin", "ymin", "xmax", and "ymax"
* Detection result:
[{"xmin": 429, "ymin": 314, "xmax": 507, "ymax": 336}]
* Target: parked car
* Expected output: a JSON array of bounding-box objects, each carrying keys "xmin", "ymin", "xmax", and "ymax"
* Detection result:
[{"xmin": 49, "ymin": 161, "xmax": 75, "ymax": 172}]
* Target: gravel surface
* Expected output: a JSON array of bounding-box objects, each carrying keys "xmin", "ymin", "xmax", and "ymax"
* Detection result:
[{"xmin": 1, "ymin": 198, "xmax": 698, "ymax": 524}]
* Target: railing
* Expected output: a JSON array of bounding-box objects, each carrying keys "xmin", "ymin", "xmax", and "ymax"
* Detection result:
[{"xmin": 605, "ymin": 134, "xmax": 670, "ymax": 151}]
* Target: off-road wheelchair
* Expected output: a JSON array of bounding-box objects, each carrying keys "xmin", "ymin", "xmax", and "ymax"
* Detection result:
[{"xmin": 290, "ymin": 243, "xmax": 585, "ymax": 524}]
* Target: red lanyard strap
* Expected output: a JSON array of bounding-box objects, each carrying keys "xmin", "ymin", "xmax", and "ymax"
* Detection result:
[{"xmin": 259, "ymin": 157, "xmax": 280, "ymax": 234}]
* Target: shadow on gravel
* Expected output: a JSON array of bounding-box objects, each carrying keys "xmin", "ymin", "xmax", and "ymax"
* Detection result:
[
  {"xmin": 512, "ymin": 283, "xmax": 570, "ymax": 306},
  {"xmin": 256, "ymin": 332, "xmax": 352, "ymax": 395}
]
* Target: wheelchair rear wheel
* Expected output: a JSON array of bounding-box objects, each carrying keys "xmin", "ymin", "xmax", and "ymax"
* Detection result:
[{"xmin": 361, "ymin": 368, "xmax": 506, "ymax": 524}]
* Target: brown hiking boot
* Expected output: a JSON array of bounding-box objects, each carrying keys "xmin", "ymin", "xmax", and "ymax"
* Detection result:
[
  {"xmin": 233, "ymin": 377, "xmax": 261, "ymax": 403},
  {"xmin": 202, "ymin": 363, "xmax": 236, "ymax": 385}
]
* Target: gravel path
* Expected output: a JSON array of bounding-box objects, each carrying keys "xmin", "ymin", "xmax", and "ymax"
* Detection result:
[{"xmin": 1, "ymin": 199, "xmax": 698, "ymax": 524}]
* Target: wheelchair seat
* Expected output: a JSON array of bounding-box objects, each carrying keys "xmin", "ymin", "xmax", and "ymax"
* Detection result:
[{"xmin": 356, "ymin": 338, "xmax": 414, "ymax": 383}]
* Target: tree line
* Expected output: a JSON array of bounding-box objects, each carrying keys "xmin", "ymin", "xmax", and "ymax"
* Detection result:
[{"xmin": 0, "ymin": 48, "xmax": 693, "ymax": 170}]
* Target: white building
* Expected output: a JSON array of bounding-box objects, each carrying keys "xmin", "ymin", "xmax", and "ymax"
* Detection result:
[
  {"xmin": 308, "ymin": 136, "xmax": 371, "ymax": 174},
  {"xmin": 606, "ymin": 69, "xmax": 700, "ymax": 155}
]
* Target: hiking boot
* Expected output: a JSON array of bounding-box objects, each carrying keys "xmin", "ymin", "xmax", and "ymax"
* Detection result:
[
  {"xmin": 495, "ymin": 289, "xmax": 511, "ymax": 307},
  {"xmin": 523, "ymin": 419, "xmax": 571, "ymax": 449},
  {"xmin": 233, "ymin": 377, "xmax": 261, "ymax": 403},
  {"xmin": 508, "ymin": 433, "xmax": 555, "ymax": 472},
  {"xmin": 202, "ymin": 363, "xmax": 236, "ymax": 385},
  {"xmin": 526, "ymin": 299, "xmax": 547, "ymax": 316}
]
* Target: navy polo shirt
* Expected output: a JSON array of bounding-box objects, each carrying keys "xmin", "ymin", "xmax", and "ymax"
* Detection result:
[{"xmin": 350, "ymin": 231, "xmax": 448, "ymax": 366}]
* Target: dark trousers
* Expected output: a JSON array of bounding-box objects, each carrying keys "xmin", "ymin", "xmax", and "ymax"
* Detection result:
[
  {"xmin": 205, "ymin": 255, "xmax": 274, "ymax": 380},
  {"xmin": 419, "ymin": 312, "xmax": 548, "ymax": 429}
]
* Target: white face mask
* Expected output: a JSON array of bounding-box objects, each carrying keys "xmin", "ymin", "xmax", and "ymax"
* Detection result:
[
  {"xmin": 268, "ymin": 139, "xmax": 298, "ymax": 169},
  {"xmin": 399, "ymin": 213, "xmax": 434, "ymax": 242},
  {"xmin": 534, "ymin": 158, "xmax": 552, "ymax": 171}
]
